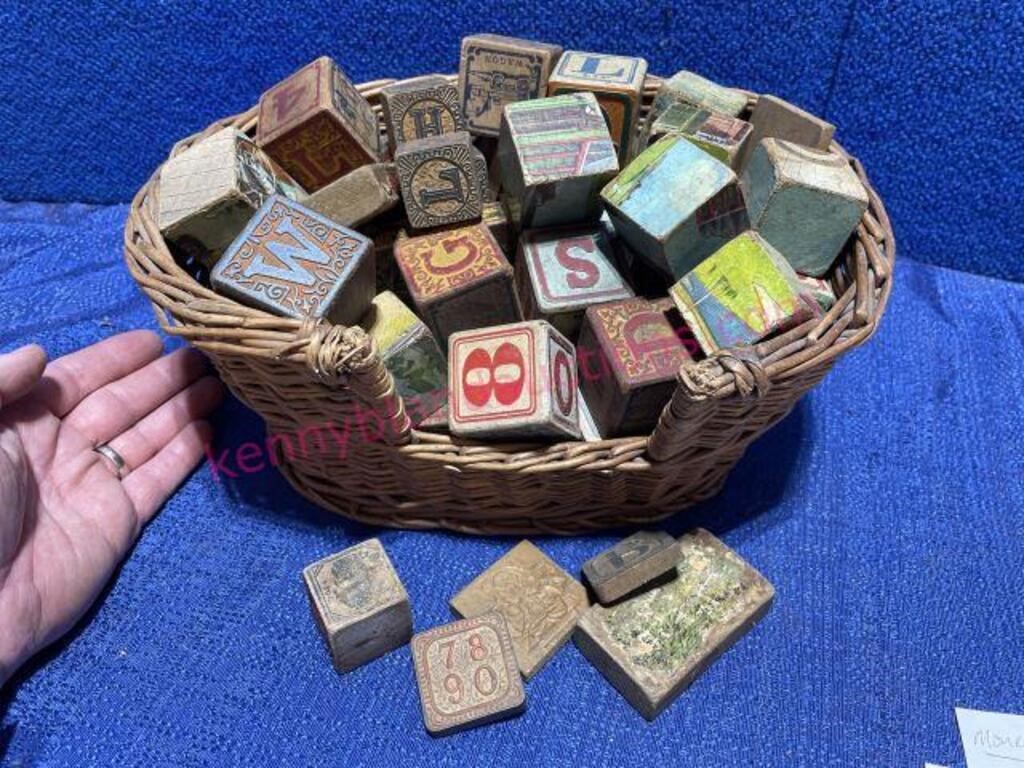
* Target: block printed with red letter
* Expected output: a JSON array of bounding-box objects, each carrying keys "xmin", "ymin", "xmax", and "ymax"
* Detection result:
[{"xmin": 448, "ymin": 320, "xmax": 581, "ymax": 440}]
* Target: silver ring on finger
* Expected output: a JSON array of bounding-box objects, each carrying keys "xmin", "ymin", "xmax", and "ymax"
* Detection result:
[{"xmin": 93, "ymin": 443, "xmax": 128, "ymax": 479}]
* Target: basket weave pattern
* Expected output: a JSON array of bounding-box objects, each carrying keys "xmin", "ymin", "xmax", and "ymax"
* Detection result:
[{"xmin": 123, "ymin": 75, "xmax": 895, "ymax": 535}]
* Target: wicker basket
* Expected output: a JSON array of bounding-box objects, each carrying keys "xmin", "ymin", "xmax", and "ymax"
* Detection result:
[{"xmin": 123, "ymin": 73, "xmax": 895, "ymax": 535}]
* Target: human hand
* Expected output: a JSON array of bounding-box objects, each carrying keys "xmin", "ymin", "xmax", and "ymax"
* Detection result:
[{"xmin": 0, "ymin": 331, "xmax": 223, "ymax": 685}]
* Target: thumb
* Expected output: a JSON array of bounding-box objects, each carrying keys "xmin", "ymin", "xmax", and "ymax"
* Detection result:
[{"xmin": 0, "ymin": 345, "xmax": 48, "ymax": 411}]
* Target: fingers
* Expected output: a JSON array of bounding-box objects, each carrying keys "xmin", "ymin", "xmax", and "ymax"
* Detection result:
[
  {"xmin": 122, "ymin": 420, "xmax": 212, "ymax": 526},
  {"xmin": 64, "ymin": 347, "xmax": 207, "ymax": 446},
  {"xmin": 37, "ymin": 330, "xmax": 164, "ymax": 417},
  {"xmin": 0, "ymin": 344, "xmax": 47, "ymax": 410}
]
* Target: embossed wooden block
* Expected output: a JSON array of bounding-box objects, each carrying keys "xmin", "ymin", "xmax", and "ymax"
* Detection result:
[
  {"xmin": 381, "ymin": 75, "xmax": 467, "ymax": 153},
  {"xmin": 211, "ymin": 195, "xmax": 375, "ymax": 325},
  {"xmin": 394, "ymin": 131, "xmax": 484, "ymax": 229},
  {"xmin": 481, "ymin": 200, "xmax": 510, "ymax": 253},
  {"xmin": 517, "ymin": 227, "xmax": 634, "ymax": 340},
  {"xmin": 158, "ymin": 128, "xmax": 291, "ymax": 268},
  {"xmin": 651, "ymin": 69, "xmax": 748, "ymax": 119},
  {"xmin": 547, "ymin": 50, "xmax": 648, "ymax": 162},
  {"xmin": 304, "ymin": 163, "xmax": 400, "ymax": 228},
  {"xmin": 412, "ymin": 612, "xmax": 525, "ymax": 735},
  {"xmin": 447, "ymin": 320, "xmax": 581, "ymax": 441},
  {"xmin": 668, "ymin": 231, "xmax": 819, "ymax": 355},
  {"xmin": 647, "ymin": 103, "xmax": 752, "ymax": 170},
  {"xmin": 459, "ymin": 34, "xmax": 563, "ymax": 137},
  {"xmin": 302, "ymin": 538, "xmax": 412, "ymax": 673},
  {"xmin": 360, "ymin": 291, "xmax": 447, "ymax": 426},
  {"xmin": 796, "ymin": 273, "xmax": 836, "ymax": 310},
  {"xmin": 574, "ymin": 529, "xmax": 775, "ymax": 720},
  {"xmin": 498, "ymin": 93, "xmax": 619, "ymax": 229},
  {"xmin": 743, "ymin": 138, "xmax": 869, "ymax": 277},
  {"xmin": 583, "ymin": 531, "xmax": 681, "ymax": 604},
  {"xmin": 602, "ymin": 135, "xmax": 748, "ymax": 279},
  {"xmin": 576, "ymin": 387, "xmax": 603, "ymax": 441},
  {"xmin": 738, "ymin": 93, "xmax": 835, "ymax": 170},
  {"xmin": 450, "ymin": 541, "xmax": 587, "ymax": 679},
  {"xmin": 257, "ymin": 56, "xmax": 382, "ymax": 192},
  {"xmin": 393, "ymin": 223, "xmax": 519, "ymax": 343},
  {"xmin": 577, "ymin": 297, "xmax": 691, "ymax": 437}
]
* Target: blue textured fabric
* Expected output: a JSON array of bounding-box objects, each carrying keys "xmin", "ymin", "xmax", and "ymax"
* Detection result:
[
  {"xmin": 2, "ymin": 1, "xmax": 1021, "ymax": 280},
  {"xmin": 1, "ymin": 201, "xmax": 1023, "ymax": 767}
]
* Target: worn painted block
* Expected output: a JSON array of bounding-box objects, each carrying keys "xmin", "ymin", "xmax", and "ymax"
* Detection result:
[
  {"xmin": 394, "ymin": 131, "xmax": 484, "ymax": 230},
  {"xmin": 602, "ymin": 135, "xmax": 748, "ymax": 279},
  {"xmin": 481, "ymin": 200, "xmax": 511, "ymax": 253},
  {"xmin": 257, "ymin": 56, "xmax": 382, "ymax": 192},
  {"xmin": 158, "ymin": 128, "xmax": 291, "ymax": 268},
  {"xmin": 517, "ymin": 226, "xmax": 634, "ymax": 340},
  {"xmin": 302, "ymin": 538, "xmax": 412, "ymax": 673},
  {"xmin": 743, "ymin": 138, "xmax": 869, "ymax": 276},
  {"xmin": 412, "ymin": 612, "xmax": 525, "ymax": 735},
  {"xmin": 458, "ymin": 34, "xmax": 563, "ymax": 137},
  {"xmin": 450, "ymin": 541, "xmax": 587, "ymax": 679},
  {"xmin": 447, "ymin": 321, "xmax": 581, "ymax": 441},
  {"xmin": 393, "ymin": 223, "xmax": 519, "ymax": 343},
  {"xmin": 547, "ymin": 50, "xmax": 648, "ymax": 162},
  {"xmin": 360, "ymin": 291, "xmax": 447, "ymax": 426},
  {"xmin": 211, "ymin": 195, "xmax": 375, "ymax": 325},
  {"xmin": 797, "ymin": 272, "xmax": 836, "ymax": 310},
  {"xmin": 574, "ymin": 528, "xmax": 775, "ymax": 720},
  {"xmin": 380, "ymin": 75, "xmax": 467, "ymax": 153},
  {"xmin": 576, "ymin": 387, "xmax": 603, "ymax": 441},
  {"xmin": 648, "ymin": 103, "xmax": 752, "ymax": 170},
  {"xmin": 582, "ymin": 531, "xmax": 681, "ymax": 605},
  {"xmin": 498, "ymin": 93, "xmax": 619, "ymax": 229},
  {"xmin": 304, "ymin": 163, "xmax": 400, "ymax": 228},
  {"xmin": 651, "ymin": 69, "xmax": 748, "ymax": 119},
  {"xmin": 668, "ymin": 231, "xmax": 819, "ymax": 355},
  {"xmin": 577, "ymin": 297, "xmax": 691, "ymax": 437},
  {"xmin": 739, "ymin": 93, "xmax": 835, "ymax": 170}
]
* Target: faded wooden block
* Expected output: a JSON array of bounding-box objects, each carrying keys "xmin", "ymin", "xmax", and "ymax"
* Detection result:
[
  {"xmin": 577, "ymin": 297, "xmax": 691, "ymax": 437},
  {"xmin": 450, "ymin": 541, "xmax": 587, "ymax": 679},
  {"xmin": 648, "ymin": 103, "xmax": 752, "ymax": 170},
  {"xmin": 158, "ymin": 128, "xmax": 291, "ymax": 268},
  {"xmin": 743, "ymin": 138, "xmax": 869, "ymax": 276},
  {"xmin": 394, "ymin": 131, "xmax": 483, "ymax": 230},
  {"xmin": 304, "ymin": 163, "xmax": 400, "ymax": 228},
  {"xmin": 574, "ymin": 528, "xmax": 775, "ymax": 720},
  {"xmin": 668, "ymin": 230, "xmax": 819, "ymax": 355},
  {"xmin": 458, "ymin": 34, "xmax": 563, "ymax": 137},
  {"xmin": 447, "ymin": 320, "xmax": 581, "ymax": 441},
  {"xmin": 602, "ymin": 135, "xmax": 748, "ymax": 279},
  {"xmin": 651, "ymin": 69, "xmax": 748, "ymax": 119},
  {"xmin": 796, "ymin": 273, "xmax": 836, "ymax": 310},
  {"xmin": 412, "ymin": 611, "xmax": 525, "ymax": 735},
  {"xmin": 547, "ymin": 50, "xmax": 648, "ymax": 162},
  {"xmin": 360, "ymin": 291, "xmax": 447, "ymax": 426},
  {"xmin": 498, "ymin": 93, "xmax": 619, "ymax": 229},
  {"xmin": 211, "ymin": 195, "xmax": 374, "ymax": 325},
  {"xmin": 257, "ymin": 56, "xmax": 382, "ymax": 192},
  {"xmin": 739, "ymin": 93, "xmax": 835, "ymax": 170},
  {"xmin": 393, "ymin": 223, "xmax": 519, "ymax": 343},
  {"xmin": 302, "ymin": 538, "xmax": 412, "ymax": 673},
  {"xmin": 576, "ymin": 387, "xmax": 603, "ymax": 441},
  {"xmin": 481, "ymin": 200, "xmax": 510, "ymax": 253},
  {"xmin": 380, "ymin": 75, "xmax": 467, "ymax": 153},
  {"xmin": 517, "ymin": 226, "xmax": 634, "ymax": 340},
  {"xmin": 582, "ymin": 530, "xmax": 681, "ymax": 604}
]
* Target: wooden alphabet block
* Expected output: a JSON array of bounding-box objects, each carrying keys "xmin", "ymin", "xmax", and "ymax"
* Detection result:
[
  {"xmin": 742, "ymin": 138, "xmax": 869, "ymax": 276},
  {"xmin": 574, "ymin": 529, "xmax": 775, "ymax": 720},
  {"xmin": 450, "ymin": 541, "xmax": 587, "ymax": 679},
  {"xmin": 458, "ymin": 34, "xmax": 563, "ymax": 137},
  {"xmin": 738, "ymin": 93, "xmax": 835, "ymax": 170},
  {"xmin": 380, "ymin": 75, "xmax": 467, "ymax": 153},
  {"xmin": 393, "ymin": 223, "xmax": 520, "ymax": 343},
  {"xmin": 582, "ymin": 530, "xmax": 681, "ymax": 604},
  {"xmin": 257, "ymin": 56, "xmax": 382, "ymax": 192},
  {"xmin": 647, "ymin": 103, "xmax": 752, "ymax": 170},
  {"xmin": 517, "ymin": 226, "xmax": 634, "ymax": 340},
  {"xmin": 447, "ymin": 321, "xmax": 581, "ymax": 441},
  {"xmin": 360, "ymin": 291, "xmax": 447, "ymax": 426},
  {"xmin": 651, "ymin": 69, "xmax": 748, "ymax": 119},
  {"xmin": 602, "ymin": 135, "xmax": 748, "ymax": 279},
  {"xmin": 211, "ymin": 195, "xmax": 375, "ymax": 325},
  {"xmin": 302, "ymin": 538, "xmax": 412, "ymax": 673},
  {"xmin": 796, "ymin": 272, "xmax": 836, "ymax": 310},
  {"xmin": 497, "ymin": 93, "xmax": 619, "ymax": 229},
  {"xmin": 304, "ymin": 163, "xmax": 400, "ymax": 228},
  {"xmin": 547, "ymin": 50, "xmax": 649, "ymax": 162},
  {"xmin": 394, "ymin": 131, "xmax": 484, "ymax": 230},
  {"xmin": 412, "ymin": 612, "xmax": 525, "ymax": 735},
  {"xmin": 577, "ymin": 297, "xmax": 691, "ymax": 437},
  {"xmin": 668, "ymin": 230, "xmax": 819, "ymax": 355}
]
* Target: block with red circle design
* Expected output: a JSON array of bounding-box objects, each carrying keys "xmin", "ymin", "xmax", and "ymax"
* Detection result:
[{"xmin": 448, "ymin": 320, "xmax": 581, "ymax": 440}]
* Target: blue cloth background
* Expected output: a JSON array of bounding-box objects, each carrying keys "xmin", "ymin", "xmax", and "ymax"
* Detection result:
[{"xmin": 1, "ymin": 3, "xmax": 1024, "ymax": 766}]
